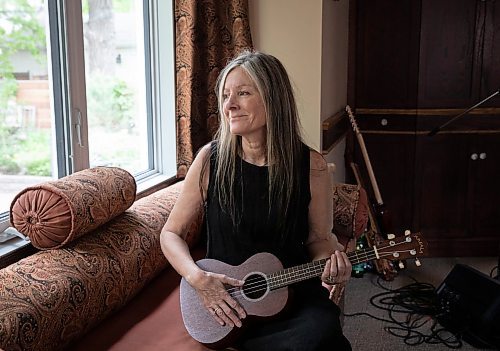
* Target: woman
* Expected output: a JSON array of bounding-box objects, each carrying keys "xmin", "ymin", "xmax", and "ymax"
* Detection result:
[{"xmin": 160, "ymin": 50, "xmax": 352, "ymax": 350}]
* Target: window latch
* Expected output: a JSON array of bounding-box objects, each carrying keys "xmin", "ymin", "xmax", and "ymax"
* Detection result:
[{"xmin": 75, "ymin": 109, "xmax": 84, "ymax": 148}]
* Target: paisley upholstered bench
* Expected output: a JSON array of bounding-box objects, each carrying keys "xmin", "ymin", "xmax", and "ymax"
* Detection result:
[{"xmin": 0, "ymin": 166, "xmax": 367, "ymax": 351}]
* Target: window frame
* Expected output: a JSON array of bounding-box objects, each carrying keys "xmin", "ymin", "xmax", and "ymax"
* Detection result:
[{"xmin": 0, "ymin": 0, "xmax": 177, "ymax": 262}]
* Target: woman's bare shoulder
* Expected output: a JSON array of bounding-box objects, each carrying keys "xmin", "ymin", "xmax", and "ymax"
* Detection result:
[{"xmin": 196, "ymin": 142, "xmax": 212, "ymax": 160}]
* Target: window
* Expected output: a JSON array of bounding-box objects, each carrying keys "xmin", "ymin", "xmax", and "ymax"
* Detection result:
[{"xmin": 0, "ymin": 0, "xmax": 176, "ymax": 251}]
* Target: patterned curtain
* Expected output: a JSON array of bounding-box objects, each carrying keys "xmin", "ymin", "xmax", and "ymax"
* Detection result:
[{"xmin": 175, "ymin": 0, "xmax": 253, "ymax": 177}]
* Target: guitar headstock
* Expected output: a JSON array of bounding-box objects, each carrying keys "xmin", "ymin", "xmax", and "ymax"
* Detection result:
[
  {"xmin": 345, "ymin": 105, "xmax": 360, "ymax": 134},
  {"xmin": 374, "ymin": 231, "xmax": 428, "ymax": 267}
]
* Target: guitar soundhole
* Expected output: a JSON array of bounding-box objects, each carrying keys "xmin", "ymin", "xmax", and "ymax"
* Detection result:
[{"xmin": 242, "ymin": 273, "xmax": 268, "ymax": 301}]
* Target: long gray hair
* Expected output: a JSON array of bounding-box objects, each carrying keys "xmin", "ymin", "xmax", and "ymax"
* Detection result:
[{"xmin": 211, "ymin": 50, "xmax": 304, "ymax": 227}]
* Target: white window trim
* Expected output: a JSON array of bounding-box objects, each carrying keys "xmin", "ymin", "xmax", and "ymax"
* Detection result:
[
  {"xmin": 136, "ymin": 0, "xmax": 176, "ymax": 193},
  {"xmin": 64, "ymin": 0, "xmax": 90, "ymax": 173}
]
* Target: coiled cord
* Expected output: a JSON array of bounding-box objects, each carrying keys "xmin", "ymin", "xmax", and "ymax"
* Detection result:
[{"xmin": 343, "ymin": 276, "xmax": 464, "ymax": 348}]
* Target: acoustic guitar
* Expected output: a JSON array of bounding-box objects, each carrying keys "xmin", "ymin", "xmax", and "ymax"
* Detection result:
[
  {"xmin": 345, "ymin": 105, "xmax": 396, "ymax": 235},
  {"xmin": 180, "ymin": 232, "xmax": 428, "ymax": 348},
  {"xmin": 346, "ymin": 105, "xmax": 400, "ymax": 279}
]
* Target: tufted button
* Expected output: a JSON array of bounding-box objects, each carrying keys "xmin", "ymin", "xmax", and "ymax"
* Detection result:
[{"xmin": 26, "ymin": 212, "xmax": 39, "ymax": 225}]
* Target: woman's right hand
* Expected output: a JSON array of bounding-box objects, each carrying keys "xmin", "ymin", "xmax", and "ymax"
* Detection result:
[{"xmin": 192, "ymin": 271, "xmax": 247, "ymax": 327}]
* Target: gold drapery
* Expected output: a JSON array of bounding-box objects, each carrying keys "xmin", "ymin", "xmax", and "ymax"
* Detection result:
[{"xmin": 175, "ymin": 0, "xmax": 253, "ymax": 176}]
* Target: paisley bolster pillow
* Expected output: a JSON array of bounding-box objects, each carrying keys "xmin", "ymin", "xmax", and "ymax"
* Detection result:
[{"xmin": 10, "ymin": 166, "xmax": 136, "ymax": 250}]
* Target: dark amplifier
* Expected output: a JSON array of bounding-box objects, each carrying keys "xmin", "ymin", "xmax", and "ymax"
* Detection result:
[{"xmin": 436, "ymin": 264, "xmax": 500, "ymax": 349}]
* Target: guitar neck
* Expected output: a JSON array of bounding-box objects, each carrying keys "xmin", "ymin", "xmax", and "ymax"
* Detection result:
[
  {"xmin": 267, "ymin": 247, "xmax": 377, "ymax": 290},
  {"xmin": 354, "ymin": 131, "xmax": 384, "ymax": 206},
  {"xmin": 346, "ymin": 105, "xmax": 384, "ymax": 206}
]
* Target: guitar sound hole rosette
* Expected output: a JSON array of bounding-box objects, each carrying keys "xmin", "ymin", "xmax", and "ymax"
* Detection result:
[{"xmin": 242, "ymin": 272, "xmax": 269, "ymax": 301}]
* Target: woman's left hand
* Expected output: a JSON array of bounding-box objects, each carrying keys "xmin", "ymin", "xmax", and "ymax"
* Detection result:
[{"xmin": 321, "ymin": 250, "xmax": 351, "ymax": 286}]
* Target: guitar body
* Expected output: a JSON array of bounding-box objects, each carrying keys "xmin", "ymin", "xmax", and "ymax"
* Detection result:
[
  {"xmin": 180, "ymin": 252, "xmax": 288, "ymax": 347},
  {"xmin": 180, "ymin": 233, "xmax": 428, "ymax": 347}
]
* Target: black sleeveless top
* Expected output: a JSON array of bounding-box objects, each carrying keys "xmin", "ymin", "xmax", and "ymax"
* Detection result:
[{"xmin": 204, "ymin": 142, "xmax": 311, "ymax": 268}]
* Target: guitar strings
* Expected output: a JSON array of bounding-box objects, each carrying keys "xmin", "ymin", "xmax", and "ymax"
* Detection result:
[
  {"xmin": 224, "ymin": 250, "xmax": 412, "ymax": 298},
  {"xmin": 224, "ymin": 249, "xmax": 411, "ymax": 300},
  {"xmin": 224, "ymin": 239, "xmax": 413, "ymax": 297}
]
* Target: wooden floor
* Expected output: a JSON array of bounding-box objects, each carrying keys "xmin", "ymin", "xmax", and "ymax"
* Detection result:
[{"xmin": 342, "ymin": 256, "xmax": 499, "ymax": 351}]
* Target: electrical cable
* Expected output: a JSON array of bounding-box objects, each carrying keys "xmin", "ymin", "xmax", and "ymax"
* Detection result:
[{"xmin": 343, "ymin": 276, "xmax": 466, "ymax": 348}]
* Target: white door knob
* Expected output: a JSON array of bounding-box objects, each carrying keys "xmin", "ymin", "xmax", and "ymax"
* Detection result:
[{"xmin": 471, "ymin": 153, "xmax": 478, "ymax": 160}]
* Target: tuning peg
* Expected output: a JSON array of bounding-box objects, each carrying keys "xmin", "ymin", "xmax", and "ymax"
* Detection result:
[
  {"xmin": 398, "ymin": 261, "xmax": 405, "ymax": 269},
  {"xmin": 387, "ymin": 233, "xmax": 395, "ymax": 240},
  {"xmin": 415, "ymin": 258, "xmax": 421, "ymax": 267},
  {"xmin": 404, "ymin": 230, "xmax": 411, "ymax": 236}
]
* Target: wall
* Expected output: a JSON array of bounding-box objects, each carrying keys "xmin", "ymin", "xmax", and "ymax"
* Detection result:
[
  {"xmin": 248, "ymin": 0, "xmax": 349, "ymax": 183},
  {"xmin": 248, "ymin": 0, "xmax": 322, "ymax": 150},
  {"xmin": 320, "ymin": 0, "xmax": 349, "ymax": 183}
]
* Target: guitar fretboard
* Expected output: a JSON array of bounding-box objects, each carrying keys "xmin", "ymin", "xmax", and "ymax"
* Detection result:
[{"xmin": 267, "ymin": 247, "xmax": 376, "ymax": 290}]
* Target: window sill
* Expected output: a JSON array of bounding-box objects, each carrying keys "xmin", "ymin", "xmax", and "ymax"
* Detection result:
[
  {"xmin": 0, "ymin": 236, "xmax": 30, "ymax": 255},
  {"xmin": 0, "ymin": 236, "xmax": 35, "ymax": 269},
  {"xmin": 136, "ymin": 173, "xmax": 179, "ymax": 199}
]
